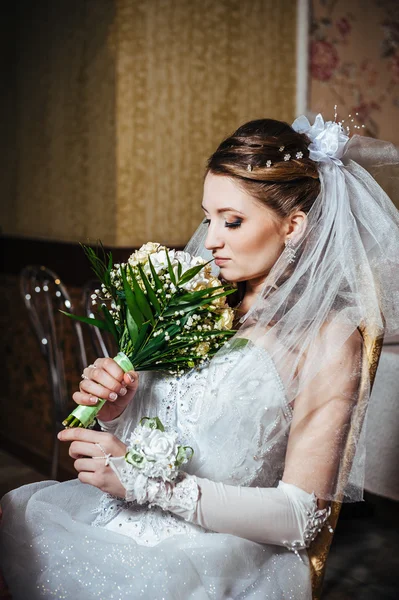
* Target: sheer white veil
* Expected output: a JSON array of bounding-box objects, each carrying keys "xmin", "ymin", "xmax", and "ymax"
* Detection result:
[{"xmin": 184, "ymin": 114, "xmax": 399, "ymax": 502}]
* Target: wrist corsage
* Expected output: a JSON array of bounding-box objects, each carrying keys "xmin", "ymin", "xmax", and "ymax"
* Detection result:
[
  {"xmin": 109, "ymin": 417, "xmax": 199, "ymax": 515},
  {"xmin": 125, "ymin": 416, "xmax": 194, "ymax": 482}
]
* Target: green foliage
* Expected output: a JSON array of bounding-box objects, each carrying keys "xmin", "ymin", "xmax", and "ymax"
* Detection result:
[{"xmin": 62, "ymin": 244, "xmax": 238, "ymax": 376}]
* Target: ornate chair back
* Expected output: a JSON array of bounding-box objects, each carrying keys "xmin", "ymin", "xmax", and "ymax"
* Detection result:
[
  {"xmin": 308, "ymin": 324, "xmax": 384, "ymax": 599},
  {"xmin": 20, "ymin": 266, "xmax": 87, "ymax": 479}
]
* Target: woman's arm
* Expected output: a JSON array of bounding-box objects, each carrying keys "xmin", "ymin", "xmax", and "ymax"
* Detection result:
[{"xmin": 110, "ymin": 326, "xmax": 362, "ymax": 550}]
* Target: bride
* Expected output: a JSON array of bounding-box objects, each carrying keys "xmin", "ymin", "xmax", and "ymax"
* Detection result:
[{"xmin": 1, "ymin": 114, "xmax": 399, "ymax": 599}]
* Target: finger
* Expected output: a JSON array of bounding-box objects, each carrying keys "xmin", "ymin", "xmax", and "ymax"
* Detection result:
[
  {"xmin": 58, "ymin": 428, "xmax": 112, "ymax": 444},
  {"xmin": 123, "ymin": 371, "xmax": 139, "ymax": 389},
  {"xmin": 72, "ymin": 391, "xmax": 99, "ymax": 406},
  {"xmin": 78, "ymin": 472, "xmax": 98, "ymax": 486},
  {"xmin": 94, "ymin": 357, "xmax": 125, "ymax": 382},
  {"xmin": 88, "ymin": 367, "xmax": 128, "ymax": 396},
  {"xmin": 74, "ymin": 458, "xmax": 97, "ymax": 473},
  {"xmin": 69, "ymin": 441, "xmax": 99, "ymax": 459},
  {"xmin": 79, "ymin": 378, "xmax": 124, "ymax": 402}
]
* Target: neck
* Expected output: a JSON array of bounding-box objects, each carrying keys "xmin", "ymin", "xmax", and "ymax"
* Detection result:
[
  {"xmin": 245, "ymin": 276, "xmax": 268, "ymax": 297},
  {"xmin": 236, "ymin": 275, "xmax": 279, "ymax": 316},
  {"xmin": 234, "ymin": 276, "xmax": 267, "ymax": 315}
]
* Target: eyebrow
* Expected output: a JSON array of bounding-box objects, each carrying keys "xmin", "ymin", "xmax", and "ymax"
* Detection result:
[{"xmin": 201, "ymin": 204, "xmax": 245, "ymax": 215}]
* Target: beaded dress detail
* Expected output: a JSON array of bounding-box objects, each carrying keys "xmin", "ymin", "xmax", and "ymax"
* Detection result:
[
  {"xmin": 0, "ymin": 345, "xmax": 313, "ymax": 599},
  {"xmin": 92, "ymin": 344, "xmax": 293, "ymax": 548}
]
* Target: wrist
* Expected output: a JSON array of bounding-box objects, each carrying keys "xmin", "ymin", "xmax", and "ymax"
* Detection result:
[{"xmin": 107, "ymin": 417, "xmax": 199, "ymax": 517}]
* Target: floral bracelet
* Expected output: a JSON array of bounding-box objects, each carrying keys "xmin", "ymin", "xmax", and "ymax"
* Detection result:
[{"xmin": 124, "ymin": 416, "xmax": 194, "ymax": 483}]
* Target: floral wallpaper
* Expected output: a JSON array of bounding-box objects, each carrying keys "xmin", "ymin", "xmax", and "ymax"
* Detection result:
[{"xmin": 309, "ymin": 0, "xmax": 399, "ymax": 143}]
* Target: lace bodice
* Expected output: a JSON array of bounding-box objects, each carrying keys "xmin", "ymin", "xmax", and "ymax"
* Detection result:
[{"xmin": 93, "ymin": 344, "xmax": 293, "ymax": 546}]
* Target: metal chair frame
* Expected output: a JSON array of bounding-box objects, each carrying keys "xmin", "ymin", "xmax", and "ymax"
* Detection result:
[{"xmin": 20, "ymin": 265, "xmax": 87, "ymax": 479}]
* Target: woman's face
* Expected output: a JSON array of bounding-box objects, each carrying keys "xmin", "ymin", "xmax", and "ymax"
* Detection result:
[{"xmin": 202, "ymin": 172, "xmax": 288, "ymax": 286}]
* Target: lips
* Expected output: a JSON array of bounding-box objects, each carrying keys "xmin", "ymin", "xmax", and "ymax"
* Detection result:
[{"xmin": 214, "ymin": 257, "xmax": 230, "ymax": 266}]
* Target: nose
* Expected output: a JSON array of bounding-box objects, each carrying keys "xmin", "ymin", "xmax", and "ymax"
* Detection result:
[{"xmin": 204, "ymin": 223, "xmax": 225, "ymax": 252}]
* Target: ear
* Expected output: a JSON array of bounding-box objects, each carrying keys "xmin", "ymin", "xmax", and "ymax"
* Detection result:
[{"xmin": 285, "ymin": 210, "xmax": 307, "ymax": 242}]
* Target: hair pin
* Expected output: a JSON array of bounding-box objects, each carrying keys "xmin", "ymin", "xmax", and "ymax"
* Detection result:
[
  {"xmin": 266, "ymin": 160, "xmax": 272, "ymax": 168},
  {"xmin": 295, "ymin": 151, "xmax": 303, "ymax": 159},
  {"xmin": 284, "ymin": 154, "xmax": 291, "ymax": 161},
  {"xmin": 279, "ymin": 146, "xmax": 285, "ymax": 152},
  {"xmin": 247, "ymin": 164, "xmax": 252, "ymax": 172}
]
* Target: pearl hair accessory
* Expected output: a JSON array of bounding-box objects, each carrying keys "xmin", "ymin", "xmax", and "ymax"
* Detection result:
[
  {"xmin": 296, "ymin": 151, "xmax": 303, "ymax": 159},
  {"xmin": 284, "ymin": 154, "xmax": 291, "ymax": 161},
  {"xmin": 266, "ymin": 160, "xmax": 272, "ymax": 167},
  {"xmin": 333, "ymin": 104, "xmax": 365, "ymax": 134}
]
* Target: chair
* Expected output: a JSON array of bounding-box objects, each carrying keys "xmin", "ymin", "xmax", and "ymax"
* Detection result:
[
  {"xmin": 20, "ymin": 266, "xmax": 88, "ymax": 479},
  {"xmin": 308, "ymin": 324, "xmax": 384, "ymax": 599}
]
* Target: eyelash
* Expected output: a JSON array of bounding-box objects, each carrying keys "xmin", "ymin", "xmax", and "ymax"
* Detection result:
[{"xmin": 202, "ymin": 218, "xmax": 242, "ymax": 229}]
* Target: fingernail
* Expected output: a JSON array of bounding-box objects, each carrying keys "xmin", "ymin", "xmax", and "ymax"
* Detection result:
[
  {"xmin": 109, "ymin": 392, "xmax": 118, "ymax": 401},
  {"xmin": 126, "ymin": 373, "xmax": 135, "ymax": 383},
  {"xmin": 57, "ymin": 432, "xmax": 63, "ymax": 440},
  {"xmin": 119, "ymin": 387, "xmax": 127, "ymax": 396},
  {"xmin": 89, "ymin": 396, "xmax": 98, "ymax": 404}
]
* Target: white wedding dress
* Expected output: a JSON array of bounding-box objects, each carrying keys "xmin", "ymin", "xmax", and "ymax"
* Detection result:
[{"xmin": 0, "ymin": 344, "xmax": 312, "ymax": 599}]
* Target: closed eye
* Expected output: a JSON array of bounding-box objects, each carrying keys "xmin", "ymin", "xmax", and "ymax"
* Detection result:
[
  {"xmin": 225, "ymin": 219, "xmax": 242, "ymax": 228},
  {"xmin": 202, "ymin": 218, "xmax": 242, "ymax": 228}
]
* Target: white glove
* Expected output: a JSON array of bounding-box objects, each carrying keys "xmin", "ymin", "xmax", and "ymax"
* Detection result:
[{"xmin": 109, "ymin": 455, "xmax": 331, "ymax": 557}]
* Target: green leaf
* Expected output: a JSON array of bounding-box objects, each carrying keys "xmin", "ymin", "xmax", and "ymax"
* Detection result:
[
  {"xmin": 228, "ymin": 337, "xmax": 249, "ymax": 350},
  {"xmin": 59, "ymin": 310, "xmax": 109, "ymax": 331},
  {"xmin": 169, "ymin": 286, "xmax": 227, "ymax": 305},
  {"xmin": 135, "ymin": 321, "xmax": 151, "ymax": 351},
  {"xmin": 120, "ymin": 266, "xmax": 144, "ymax": 327},
  {"xmin": 127, "ymin": 311, "xmax": 139, "ymax": 346},
  {"xmin": 163, "ymin": 291, "xmax": 234, "ymax": 317},
  {"xmin": 137, "ymin": 263, "xmax": 162, "ymax": 314},
  {"xmin": 140, "ymin": 416, "xmax": 165, "ymax": 431},
  {"xmin": 128, "ymin": 265, "xmax": 154, "ymax": 324},
  {"xmin": 165, "ymin": 248, "xmax": 177, "ymax": 286},
  {"xmin": 148, "ymin": 255, "xmax": 164, "ymax": 297},
  {"xmin": 133, "ymin": 335, "xmax": 168, "ymax": 364},
  {"xmin": 177, "ymin": 260, "xmax": 212, "ymax": 286},
  {"xmin": 100, "ymin": 304, "xmax": 119, "ymax": 343},
  {"xmin": 177, "ymin": 261, "xmax": 182, "ymax": 280}
]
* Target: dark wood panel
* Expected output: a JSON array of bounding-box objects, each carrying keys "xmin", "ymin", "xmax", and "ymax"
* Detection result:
[{"xmin": 1, "ymin": 235, "xmax": 185, "ymax": 286}]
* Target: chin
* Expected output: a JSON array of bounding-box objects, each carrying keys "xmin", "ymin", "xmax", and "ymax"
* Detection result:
[{"xmin": 218, "ymin": 268, "xmax": 241, "ymax": 283}]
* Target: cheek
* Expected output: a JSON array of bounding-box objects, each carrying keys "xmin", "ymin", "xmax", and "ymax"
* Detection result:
[{"xmin": 233, "ymin": 226, "xmax": 282, "ymax": 274}]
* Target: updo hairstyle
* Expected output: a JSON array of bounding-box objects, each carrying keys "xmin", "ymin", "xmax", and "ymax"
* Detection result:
[{"xmin": 207, "ymin": 119, "xmax": 320, "ymax": 218}]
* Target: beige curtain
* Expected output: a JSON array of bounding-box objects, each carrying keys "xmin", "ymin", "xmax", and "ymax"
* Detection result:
[{"xmin": 2, "ymin": 0, "xmax": 297, "ymax": 247}]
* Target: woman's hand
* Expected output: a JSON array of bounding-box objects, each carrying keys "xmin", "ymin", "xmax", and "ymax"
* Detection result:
[
  {"xmin": 58, "ymin": 429, "xmax": 127, "ymax": 498},
  {"xmin": 74, "ymin": 357, "xmax": 139, "ymax": 422}
]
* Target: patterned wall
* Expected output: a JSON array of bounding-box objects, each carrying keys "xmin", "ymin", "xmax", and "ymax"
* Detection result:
[
  {"xmin": 309, "ymin": 0, "xmax": 399, "ymax": 144},
  {"xmin": 0, "ymin": 0, "xmax": 297, "ymax": 471},
  {"xmin": 1, "ymin": 0, "xmax": 297, "ymax": 248}
]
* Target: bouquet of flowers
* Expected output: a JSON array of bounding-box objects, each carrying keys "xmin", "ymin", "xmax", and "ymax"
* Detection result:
[{"xmin": 62, "ymin": 242, "xmax": 237, "ymax": 429}]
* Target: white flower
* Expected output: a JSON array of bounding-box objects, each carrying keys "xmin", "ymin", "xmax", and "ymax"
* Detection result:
[
  {"xmin": 215, "ymin": 307, "xmax": 234, "ymax": 330},
  {"xmin": 128, "ymin": 242, "xmax": 163, "ymax": 267},
  {"xmin": 196, "ymin": 341, "xmax": 210, "ymax": 356},
  {"xmin": 131, "ymin": 426, "xmax": 179, "ymax": 464},
  {"xmin": 148, "ymin": 249, "xmax": 176, "ymax": 274}
]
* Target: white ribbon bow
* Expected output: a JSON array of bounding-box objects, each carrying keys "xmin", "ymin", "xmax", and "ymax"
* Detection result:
[{"xmin": 292, "ymin": 113, "xmax": 349, "ymax": 165}]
